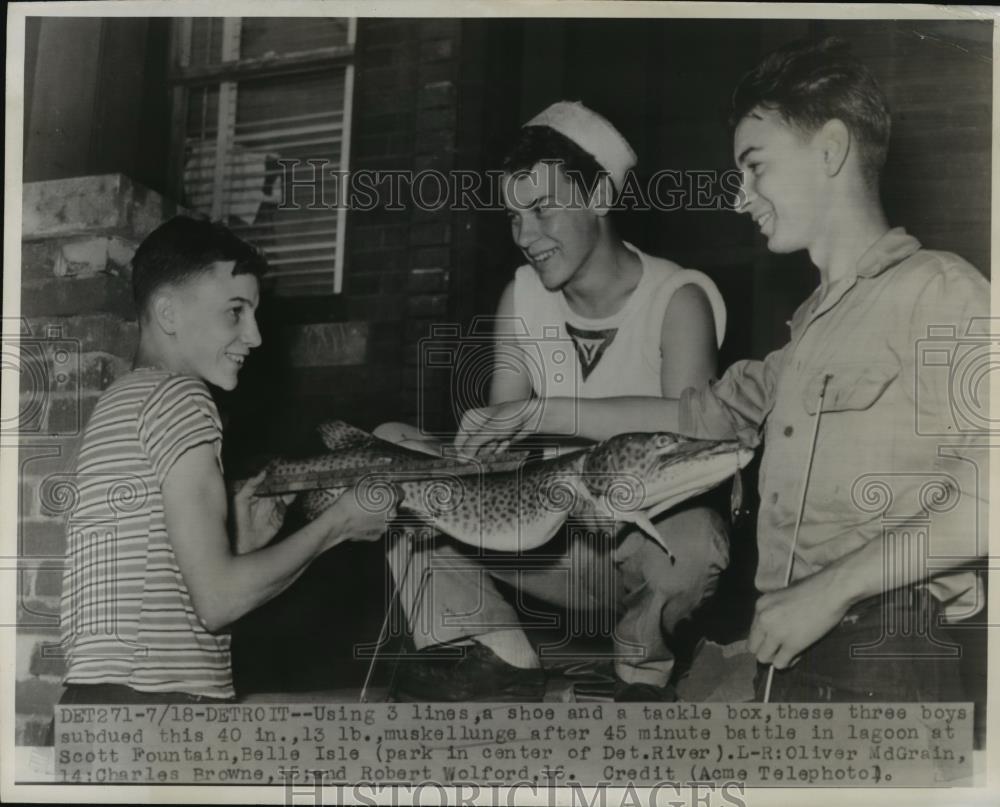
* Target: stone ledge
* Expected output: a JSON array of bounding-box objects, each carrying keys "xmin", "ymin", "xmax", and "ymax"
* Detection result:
[
  {"xmin": 22, "ymin": 174, "xmax": 182, "ymax": 241},
  {"xmin": 19, "ymin": 238, "xmax": 137, "ymax": 283}
]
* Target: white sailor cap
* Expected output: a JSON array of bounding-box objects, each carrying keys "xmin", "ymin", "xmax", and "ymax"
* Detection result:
[{"xmin": 524, "ymin": 101, "xmax": 637, "ymax": 191}]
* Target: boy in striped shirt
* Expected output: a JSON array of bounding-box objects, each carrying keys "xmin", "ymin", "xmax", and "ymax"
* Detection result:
[{"xmin": 58, "ymin": 217, "xmax": 393, "ymax": 703}]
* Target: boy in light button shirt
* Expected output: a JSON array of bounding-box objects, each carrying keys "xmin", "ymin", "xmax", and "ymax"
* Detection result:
[{"xmin": 460, "ymin": 37, "xmax": 988, "ymax": 702}]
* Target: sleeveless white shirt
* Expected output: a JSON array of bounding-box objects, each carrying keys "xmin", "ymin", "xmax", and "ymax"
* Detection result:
[{"xmin": 510, "ymin": 242, "xmax": 726, "ymax": 399}]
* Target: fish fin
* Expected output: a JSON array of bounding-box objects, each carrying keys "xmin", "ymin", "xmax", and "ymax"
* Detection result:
[
  {"xmin": 317, "ymin": 421, "xmax": 373, "ymax": 452},
  {"xmin": 617, "ymin": 511, "xmax": 676, "ymax": 564}
]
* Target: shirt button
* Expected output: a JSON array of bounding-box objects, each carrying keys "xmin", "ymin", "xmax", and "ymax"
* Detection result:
[
  {"xmin": 770, "ymin": 492, "xmax": 779, "ymax": 504},
  {"xmin": 784, "ymin": 425, "xmax": 794, "ymax": 437}
]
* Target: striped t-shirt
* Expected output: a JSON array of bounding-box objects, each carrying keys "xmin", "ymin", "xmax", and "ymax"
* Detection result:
[{"xmin": 59, "ymin": 369, "xmax": 234, "ymax": 699}]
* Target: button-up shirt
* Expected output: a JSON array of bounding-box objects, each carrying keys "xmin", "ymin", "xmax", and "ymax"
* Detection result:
[{"xmin": 679, "ymin": 228, "xmax": 989, "ymax": 617}]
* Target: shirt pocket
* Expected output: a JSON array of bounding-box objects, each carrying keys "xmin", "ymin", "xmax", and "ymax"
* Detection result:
[
  {"xmin": 797, "ymin": 362, "xmax": 901, "ymax": 520},
  {"xmin": 803, "ymin": 362, "xmax": 900, "ymax": 415}
]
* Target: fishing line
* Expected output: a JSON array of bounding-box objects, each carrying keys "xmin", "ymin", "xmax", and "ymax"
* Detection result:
[
  {"xmin": 762, "ymin": 372, "xmax": 832, "ymax": 704},
  {"xmin": 360, "ymin": 530, "xmax": 419, "ymax": 703},
  {"xmin": 361, "ymin": 528, "xmax": 444, "ymax": 703}
]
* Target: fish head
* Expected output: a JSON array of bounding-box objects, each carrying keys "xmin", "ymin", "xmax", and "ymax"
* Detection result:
[{"xmin": 583, "ymin": 432, "xmax": 755, "ymax": 517}]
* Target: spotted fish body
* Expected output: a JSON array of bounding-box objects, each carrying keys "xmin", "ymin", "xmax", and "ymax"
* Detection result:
[{"xmin": 275, "ymin": 421, "xmax": 754, "ymax": 558}]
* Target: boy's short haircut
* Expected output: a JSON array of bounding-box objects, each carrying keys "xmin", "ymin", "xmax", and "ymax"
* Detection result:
[
  {"xmin": 132, "ymin": 216, "xmax": 268, "ymax": 318},
  {"xmin": 730, "ymin": 36, "xmax": 891, "ymax": 184},
  {"xmin": 502, "ymin": 125, "xmax": 611, "ymax": 204}
]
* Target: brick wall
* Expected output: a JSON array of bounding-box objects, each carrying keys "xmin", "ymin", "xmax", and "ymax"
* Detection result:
[
  {"xmin": 225, "ymin": 19, "xmax": 493, "ymax": 693},
  {"xmin": 14, "ymin": 175, "xmax": 183, "ymax": 745},
  {"xmin": 345, "ymin": 18, "xmax": 470, "ymax": 432}
]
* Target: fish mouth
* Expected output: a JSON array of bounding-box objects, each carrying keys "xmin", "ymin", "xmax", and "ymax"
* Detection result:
[{"xmin": 641, "ymin": 440, "xmax": 754, "ymax": 516}]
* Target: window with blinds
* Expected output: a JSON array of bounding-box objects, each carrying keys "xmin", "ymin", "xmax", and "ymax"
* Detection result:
[{"xmin": 171, "ymin": 18, "xmax": 355, "ymax": 296}]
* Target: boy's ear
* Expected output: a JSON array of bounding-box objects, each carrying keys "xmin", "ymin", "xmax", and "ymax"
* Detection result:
[
  {"xmin": 151, "ymin": 290, "xmax": 178, "ymax": 335},
  {"xmin": 590, "ymin": 175, "xmax": 616, "ymax": 217},
  {"xmin": 820, "ymin": 119, "xmax": 850, "ymax": 177}
]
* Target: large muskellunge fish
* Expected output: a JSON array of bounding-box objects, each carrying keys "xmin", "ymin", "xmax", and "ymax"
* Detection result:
[{"xmin": 265, "ymin": 422, "xmax": 755, "ymax": 560}]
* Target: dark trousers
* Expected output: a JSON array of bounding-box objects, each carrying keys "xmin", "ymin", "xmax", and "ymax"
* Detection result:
[
  {"xmin": 59, "ymin": 683, "xmax": 231, "ymax": 704},
  {"xmin": 754, "ymin": 587, "xmax": 967, "ymax": 702}
]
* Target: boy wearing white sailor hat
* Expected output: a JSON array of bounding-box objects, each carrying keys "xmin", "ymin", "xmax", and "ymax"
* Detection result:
[{"xmin": 390, "ymin": 101, "xmax": 732, "ymax": 702}]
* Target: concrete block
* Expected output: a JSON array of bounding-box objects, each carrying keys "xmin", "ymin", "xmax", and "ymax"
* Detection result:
[
  {"xmin": 15, "ymin": 678, "xmax": 63, "ymax": 717},
  {"xmin": 22, "ymin": 175, "xmax": 126, "ymax": 238},
  {"xmin": 21, "ymin": 241, "xmax": 58, "ymax": 282},
  {"xmin": 46, "ymin": 392, "xmax": 101, "ymax": 436},
  {"xmin": 29, "ymin": 641, "xmax": 67, "ymax": 679},
  {"xmin": 19, "ymin": 518, "xmax": 66, "ymax": 557},
  {"xmin": 53, "ymin": 236, "xmax": 136, "ymax": 279},
  {"xmin": 17, "ymin": 715, "xmax": 55, "ymax": 747},
  {"xmin": 22, "ymin": 174, "xmax": 181, "ymax": 241},
  {"xmin": 24, "ymin": 314, "xmax": 138, "ymax": 357},
  {"xmin": 33, "ymin": 566, "xmax": 64, "ymax": 598},
  {"xmin": 17, "ymin": 634, "xmax": 40, "ymax": 680},
  {"xmin": 17, "ymin": 597, "xmax": 61, "ymax": 630},
  {"xmin": 20, "ymin": 274, "xmax": 134, "ymax": 319},
  {"xmin": 71, "ymin": 352, "xmax": 129, "ymax": 391}
]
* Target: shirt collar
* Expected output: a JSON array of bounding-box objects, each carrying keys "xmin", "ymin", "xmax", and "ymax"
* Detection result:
[
  {"xmin": 787, "ymin": 227, "xmax": 922, "ymax": 337},
  {"xmin": 856, "ymin": 227, "xmax": 922, "ymax": 278}
]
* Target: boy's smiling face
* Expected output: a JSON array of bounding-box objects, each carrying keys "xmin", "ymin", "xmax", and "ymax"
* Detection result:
[
  {"xmin": 734, "ymin": 107, "xmax": 825, "ymax": 254},
  {"xmin": 503, "ymin": 161, "xmax": 602, "ymax": 291},
  {"xmin": 169, "ymin": 260, "xmax": 262, "ymax": 391}
]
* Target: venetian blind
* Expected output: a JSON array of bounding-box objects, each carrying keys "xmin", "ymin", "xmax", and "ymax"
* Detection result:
[{"xmin": 178, "ymin": 17, "xmax": 355, "ymax": 296}]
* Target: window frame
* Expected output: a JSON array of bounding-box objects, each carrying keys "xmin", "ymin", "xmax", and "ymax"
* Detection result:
[{"xmin": 166, "ymin": 17, "xmax": 357, "ymax": 299}]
